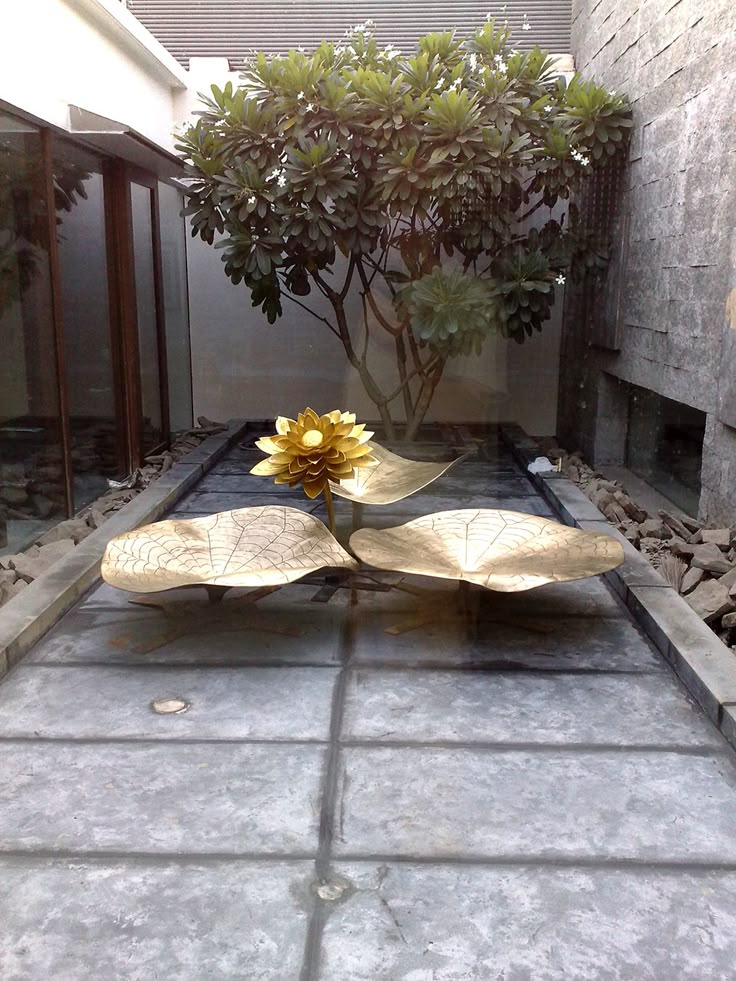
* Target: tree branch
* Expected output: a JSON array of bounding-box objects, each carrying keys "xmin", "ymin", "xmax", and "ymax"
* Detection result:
[
  {"xmin": 356, "ymin": 259, "xmax": 401, "ymax": 337},
  {"xmin": 385, "ymin": 353, "xmax": 440, "ymax": 404},
  {"xmin": 518, "ymin": 196, "xmax": 547, "ymax": 225},
  {"xmin": 339, "ymin": 254, "xmax": 357, "ymax": 300},
  {"xmin": 280, "ymin": 288, "xmax": 342, "ymax": 341}
]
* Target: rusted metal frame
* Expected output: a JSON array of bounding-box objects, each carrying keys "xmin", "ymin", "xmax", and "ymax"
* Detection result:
[
  {"xmin": 149, "ymin": 177, "xmax": 171, "ymax": 450},
  {"xmin": 127, "ymin": 167, "xmax": 170, "ymax": 457},
  {"xmin": 105, "ymin": 159, "xmax": 143, "ymax": 471},
  {"xmin": 102, "ymin": 158, "xmax": 131, "ymax": 478},
  {"xmin": 40, "ymin": 128, "xmax": 74, "ymax": 518}
]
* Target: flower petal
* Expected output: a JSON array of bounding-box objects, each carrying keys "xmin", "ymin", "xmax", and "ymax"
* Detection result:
[
  {"xmin": 344, "ymin": 443, "xmax": 376, "ymax": 460},
  {"xmin": 250, "ymin": 459, "xmax": 286, "ymax": 476},
  {"xmin": 255, "ymin": 436, "xmax": 282, "ymax": 454},
  {"xmin": 303, "ymin": 477, "xmax": 326, "ymax": 498}
]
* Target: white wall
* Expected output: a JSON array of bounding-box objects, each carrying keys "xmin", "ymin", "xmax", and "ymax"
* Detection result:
[
  {"xmin": 187, "ymin": 235, "xmax": 564, "ymax": 435},
  {"xmin": 1, "ymin": 0, "xmax": 187, "ymax": 151}
]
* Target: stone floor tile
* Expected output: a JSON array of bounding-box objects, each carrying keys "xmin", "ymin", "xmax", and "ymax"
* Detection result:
[
  {"xmin": 342, "ymin": 669, "xmax": 722, "ymax": 747},
  {"xmin": 349, "ymin": 583, "xmax": 658, "ymax": 672},
  {"xmin": 0, "ymin": 858, "xmax": 312, "ymax": 981},
  {"xmin": 0, "ymin": 665, "xmax": 338, "ymax": 740},
  {"xmin": 352, "ymin": 572, "xmax": 627, "ymax": 622},
  {"xmin": 321, "ymin": 862, "xmax": 736, "ymax": 981},
  {"xmin": 197, "ymin": 470, "xmax": 536, "ymax": 498},
  {"xmin": 195, "ymin": 473, "xmax": 311, "ymax": 494},
  {"xmin": 0, "ymin": 742, "xmax": 324, "ymax": 854},
  {"xmin": 360, "ymin": 496, "xmax": 554, "ymax": 517},
  {"xmin": 28, "ymin": 583, "xmax": 346, "ymax": 666},
  {"xmin": 334, "ymin": 747, "xmax": 736, "ymax": 860},
  {"xmin": 173, "ymin": 491, "xmax": 351, "ymax": 516}
]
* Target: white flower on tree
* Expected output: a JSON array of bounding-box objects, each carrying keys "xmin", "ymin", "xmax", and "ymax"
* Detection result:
[{"xmin": 555, "ymin": 274, "xmax": 566, "ymax": 285}]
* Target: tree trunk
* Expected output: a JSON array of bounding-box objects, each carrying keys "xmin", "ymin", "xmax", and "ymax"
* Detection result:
[
  {"xmin": 403, "ymin": 361, "xmax": 445, "ymax": 441},
  {"xmin": 377, "ymin": 402, "xmax": 397, "ymax": 441}
]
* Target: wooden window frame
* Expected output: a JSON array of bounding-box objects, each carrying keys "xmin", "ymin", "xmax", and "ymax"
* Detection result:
[{"xmin": 104, "ymin": 161, "xmax": 171, "ymax": 470}]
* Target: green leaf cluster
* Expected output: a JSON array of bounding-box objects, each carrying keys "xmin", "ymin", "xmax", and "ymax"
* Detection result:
[{"xmin": 177, "ymin": 18, "xmax": 631, "ymax": 338}]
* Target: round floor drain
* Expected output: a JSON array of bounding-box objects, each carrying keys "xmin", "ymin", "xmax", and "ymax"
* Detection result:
[{"xmin": 151, "ymin": 697, "xmax": 190, "ymax": 715}]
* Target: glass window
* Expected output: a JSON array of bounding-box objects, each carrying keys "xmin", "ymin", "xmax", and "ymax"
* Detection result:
[
  {"xmin": 0, "ymin": 112, "xmax": 66, "ymax": 553},
  {"xmin": 130, "ymin": 181, "xmax": 164, "ymax": 451},
  {"xmin": 626, "ymin": 384, "xmax": 706, "ymax": 516},
  {"xmin": 158, "ymin": 181, "xmax": 193, "ymax": 432},
  {"xmin": 52, "ymin": 138, "xmax": 125, "ymax": 509}
]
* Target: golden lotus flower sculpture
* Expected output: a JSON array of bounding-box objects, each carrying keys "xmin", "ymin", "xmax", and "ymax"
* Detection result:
[
  {"xmin": 101, "ymin": 505, "xmax": 358, "ymax": 593},
  {"xmin": 349, "ymin": 508, "xmax": 624, "ymax": 592},
  {"xmin": 250, "ymin": 408, "xmax": 378, "ymax": 531},
  {"xmin": 330, "ymin": 441, "xmax": 464, "ymax": 505}
]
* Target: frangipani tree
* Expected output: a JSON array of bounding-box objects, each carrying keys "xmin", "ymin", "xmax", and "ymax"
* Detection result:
[{"xmin": 178, "ymin": 19, "xmax": 631, "ymax": 439}]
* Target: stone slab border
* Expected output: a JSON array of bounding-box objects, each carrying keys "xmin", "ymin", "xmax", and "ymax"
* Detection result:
[
  {"xmin": 500, "ymin": 423, "xmax": 736, "ymax": 749},
  {"xmin": 0, "ymin": 420, "xmax": 248, "ymax": 679}
]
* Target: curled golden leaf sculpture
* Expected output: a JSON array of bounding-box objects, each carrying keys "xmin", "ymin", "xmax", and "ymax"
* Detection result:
[
  {"xmin": 101, "ymin": 506, "xmax": 358, "ymax": 593},
  {"xmin": 350, "ymin": 509, "xmax": 624, "ymax": 592},
  {"xmin": 329, "ymin": 442, "xmax": 464, "ymax": 506}
]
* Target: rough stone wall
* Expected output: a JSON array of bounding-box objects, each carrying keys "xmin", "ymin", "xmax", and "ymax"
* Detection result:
[{"xmin": 558, "ymin": 0, "xmax": 736, "ymax": 521}]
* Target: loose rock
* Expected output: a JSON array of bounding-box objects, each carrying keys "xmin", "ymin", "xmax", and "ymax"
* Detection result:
[
  {"xmin": 686, "ymin": 579, "xmax": 736, "ymax": 623},
  {"xmin": 670, "ymin": 539, "xmax": 696, "ymax": 559},
  {"xmin": 10, "ymin": 540, "xmax": 76, "ymax": 582},
  {"xmin": 680, "ymin": 566, "xmax": 706, "ymax": 595},
  {"xmin": 37, "ymin": 519, "xmax": 92, "ymax": 546},
  {"xmin": 639, "ymin": 518, "xmax": 671, "ymax": 541},
  {"xmin": 701, "ymin": 529, "xmax": 731, "ymax": 550},
  {"xmin": 659, "ymin": 510, "xmax": 692, "ymax": 541},
  {"xmin": 691, "ymin": 544, "xmax": 733, "ymax": 576}
]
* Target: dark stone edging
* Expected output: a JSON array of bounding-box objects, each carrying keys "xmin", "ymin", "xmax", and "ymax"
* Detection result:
[
  {"xmin": 0, "ymin": 420, "xmax": 248, "ymax": 679},
  {"xmin": 500, "ymin": 423, "xmax": 736, "ymax": 748}
]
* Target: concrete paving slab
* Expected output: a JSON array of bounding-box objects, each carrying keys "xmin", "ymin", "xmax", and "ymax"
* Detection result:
[
  {"xmin": 322, "ymin": 862, "xmax": 736, "ymax": 981},
  {"xmin": 211, "ymin": 456, "xmax": 283, "ymax": 475},
  {"xmin": 334, "ymin": 747, "xmax": 736, "ymax": 860},
  {"xmin": 195, "ymin": 473, "xmax": 316, "ymax": 495},
  {"xmin": 722, "ymin": 706, "xmax": 736, "ymax": 747},
  {"xmin": 198, "ymin": 470, "xmax": 537, "ymax": 498},
  {"xmin": 172, "ymin": 491, "xmax": 346, "ymax": 517},
  {"xmin": 351, "ymin": 614, "xmax": 661, "ymax": 671},
  {"xmin": 348, "ymin": 578, "xmax": 658, "ymax": 672},
  {"xmin": 0, "ymin": 742, "xmax": 324, "ymax": 854},
  {"xmin": 351, "ymin": 496, "xmax": 555, "ymax": 517},
  {"xmin": 0, "ymin": 665, "xmax": 338, "ymax": 740},
  {"xmin": 355, "ymin": 572, "xmax": 626, "ymax": 619},
  {"xmin": 626, "ymin": 585, "xmax": 736, "ymax": 724},
  {"xmin": 5, "ymin": 432, "xmax": 736, "ymax": 978},
  {"xmin": 27, "ymin": 583, "xmax": 347, "ymax": 666},
  {"xmin": 342, "ymin": 669, "xmax": 721, "ymax": 747},
  {"xmin": 537, "ymin": 476, "xmax": 607, "ymax": 524},
  {"xmin": 0, "ymin": 858, "xmax": 312, "ymax": 981}
]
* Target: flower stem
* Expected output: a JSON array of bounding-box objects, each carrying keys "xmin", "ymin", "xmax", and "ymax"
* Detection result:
[{"xmin": 323, "ymin": 483, "xmax": 336, "ymax": 535}]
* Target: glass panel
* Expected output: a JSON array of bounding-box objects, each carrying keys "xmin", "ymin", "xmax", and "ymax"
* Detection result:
[
  {"xmin": 158, "ymin": 181, "xmax": 193, "ymax": 432},
  {"xmin": 626, "ymin": 384, "xmax": 705, "ymax": 517},
  {"xmin": 130, "ymin": 182, "xmax": 163, "ymax": 451},
  {"xmin": 53, "ymin": 138, "xmax": 124, "ymax": 510},
  {"xmin": 0, "ymin": 112, "xmax": 66, "ymax": 554}
]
